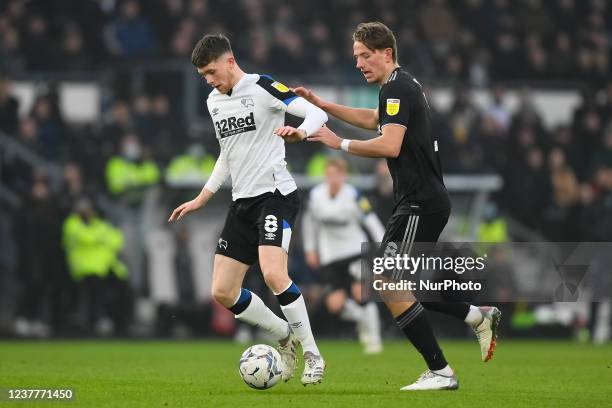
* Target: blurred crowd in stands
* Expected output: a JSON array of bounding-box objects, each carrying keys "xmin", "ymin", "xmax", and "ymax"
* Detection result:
[
  {"xmin": 3, "ymin": 76, "xmax": 612, "ymax": 244},
  {"xmin": 1, "ymin": 0, "xmax": 611, "ymax": 338},
  {"xmin": 1, "ymin": 0, "xmax": 611, "ymax": 85},
  {"xmin": 438, "ymin": 83, "xmax": 612, "ymax": 243}
]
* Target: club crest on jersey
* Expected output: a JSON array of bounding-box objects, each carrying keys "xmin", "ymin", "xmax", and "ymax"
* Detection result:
[
  {"xmin": 241, "ymin": 97, "xmax": 254, "ymax": 108},
  {"xmin": 271, "ymin": 81, "xmax": 290, "ymax": 93},
  {"xmin": 386, "ymin": 98, "xmax": 400, "ymax": 116}
]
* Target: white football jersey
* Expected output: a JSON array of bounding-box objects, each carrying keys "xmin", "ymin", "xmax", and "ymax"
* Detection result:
[
  {"xmin": 206, "ymin": 73, "xmax": 299, "ymax": 200},
  {"xmin": 303, "ymin": 183, "xmax": 385, "ymax": 265}
]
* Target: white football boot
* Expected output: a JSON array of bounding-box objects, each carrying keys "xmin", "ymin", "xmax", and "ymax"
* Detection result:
[
  {"xmin": 301, "ymin": 351, "xmax": 325, "ymax": 385},
  {"xmin": 473, "ymin": 306, "xmax": 501, "ymax": 362},
  {"xmin": 277, "ymin": 329, "xmax": 299, "ymax": 382},
  {"xmin": 400, "ymin": 369, "xmax": 459, "ymax": 391}
]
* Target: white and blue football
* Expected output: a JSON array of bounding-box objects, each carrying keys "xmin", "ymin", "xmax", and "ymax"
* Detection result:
[{"xmin": 238, "ymin": 344, "xmax": 283, "ymax": 390}]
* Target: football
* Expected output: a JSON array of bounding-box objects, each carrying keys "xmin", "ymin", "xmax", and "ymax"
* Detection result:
[{"xmin": 238, "ymin": 344, "xmax": 284, "ymax": 390}]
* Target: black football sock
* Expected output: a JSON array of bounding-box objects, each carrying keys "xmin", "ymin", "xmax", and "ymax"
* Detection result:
[
  {"xmin": 395, "ymin": 302, "xmax": 448, "ymax": 371},
  {"xmin": 421, "ymin": 302, "xmax": 471, "ymax": 321}
]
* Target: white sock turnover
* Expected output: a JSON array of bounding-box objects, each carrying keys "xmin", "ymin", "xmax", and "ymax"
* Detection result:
[
  {"xmin": 465, "ymin": 305, "xmax": 484, "ymax": 327},
  {"xmin": 235, "ymin": 291, "xmax": 289, "ymax": 341}
]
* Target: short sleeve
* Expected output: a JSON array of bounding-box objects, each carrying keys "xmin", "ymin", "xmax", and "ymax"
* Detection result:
[
  {"xmin": 379, "ymin": 81, "xmax": 412, "ymax": 129},
  {"xmin": 256, "ymin": 74, "xmax": 298, "ymax": 111}
]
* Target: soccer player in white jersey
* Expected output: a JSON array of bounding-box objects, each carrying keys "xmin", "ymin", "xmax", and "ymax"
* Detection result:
[
  {"xmin": 168, "ymin": 34, "xmax": 326, "ymax": 385},
  {"xmin": 303, "ymin": 157, "xmax": 385, "ymax": 354}
]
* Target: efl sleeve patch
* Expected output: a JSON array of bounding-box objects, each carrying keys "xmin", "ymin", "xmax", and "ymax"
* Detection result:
[
  {"xmin": 386, "ymin": 98, "xmax": 400, "ymax": 116},
  {"xmin": 271, "ymin": 81, "xmax": 290, "ymax": 93},
  {"xmin": 358, "ymin": 196, "xmax": 372, "ymax": 213},
  {"xmin": 379, "ymin": 82, "xmax": 411, "ymax": 128}
]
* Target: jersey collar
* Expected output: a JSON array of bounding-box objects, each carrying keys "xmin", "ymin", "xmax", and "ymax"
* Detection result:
[
  {"xmin": 384, "ymin": 66, "xmax": 401, "ymax": 84},
  {"xmin": 326, "ymin": 183, "xmax": 345, "ymax": 199},
  {"xmin": 226, "ymin": 73, "xmax": 248, "ymax": 96}
]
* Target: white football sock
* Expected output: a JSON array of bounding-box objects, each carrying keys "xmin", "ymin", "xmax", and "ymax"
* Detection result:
[
  {"xmin": 280, "ymin": 295, "xmax": 320, "ymax": 355},
  {"xmin": 364, "ymin": 302, "xmax": 382, "ymax": 344},
  {"xmin": 340, "ymin": 298, "xmax": 364, "ymax": 322},
  {"xmin": 433, "ymin": 364, "xmax": 454, "ymax": 377},
  {"xmin": 465, "ymin": 305, "xmax": 484, "ymax": 327},
  {"xmin": 235, "ymin": 291, "xmax": 289, "ymax": 341}
]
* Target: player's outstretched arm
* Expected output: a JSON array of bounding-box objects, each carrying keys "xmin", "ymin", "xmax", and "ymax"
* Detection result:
[
  {"xmin": 293, "ymin": 86, "xmax": 378, "ymax": 130},
  {"xmin": 308, "ymin": 124, "xmax": 404, "ymax": 158},
  {"xmin": 168, "ymin": 152, "xmax": 230, "ymax": 222}
]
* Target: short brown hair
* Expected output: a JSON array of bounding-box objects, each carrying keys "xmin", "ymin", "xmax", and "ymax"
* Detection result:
[
  {"xmin": 326, "ymin": 156, "xmax": 348, "ymax": 173},
  {"xmin": 191, "ymin": 34, "xmax": 232, "ymax": 68},
  {"xmin": 352, "ymin": 22, "xmax": 398, "ymax": 62}
]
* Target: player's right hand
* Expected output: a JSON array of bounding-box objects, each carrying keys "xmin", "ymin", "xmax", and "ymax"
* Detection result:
[
  {"xmin": 292, "ymin": 87, "xmax": 322, "ymax": 107},
  {"xmin": 168, "ymin": 198, "xmax": 203, "ymax": 222}
]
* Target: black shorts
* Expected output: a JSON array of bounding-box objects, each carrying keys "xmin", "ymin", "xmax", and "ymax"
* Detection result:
[
  {"xmin": 379, "ymin": 208, "xmax": 450, "ymax": 279},
  {"xmin": 319, "ymin": 254, "xmax": 362, "ymax": 292},
  {"xmin": 381, "ymin": 209, "xmax": 450, "ymax": 248},
  {"xmin": 215, "ymin": 189, "xmax": 300, "ymax": 265}
]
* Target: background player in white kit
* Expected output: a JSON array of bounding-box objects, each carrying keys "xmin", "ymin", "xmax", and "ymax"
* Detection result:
[
  {"xmin": 168, "ymin": 34, "xmax": 327, "ymax": 384},
  {"xmin": 302, "ymin": 157, "xmax": 385, "ymax": 354}
]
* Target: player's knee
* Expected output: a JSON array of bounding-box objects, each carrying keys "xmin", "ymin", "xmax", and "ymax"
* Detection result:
[
  {"xmin": 326, "ymin": 291, "xmax": 346, "ymax": 314},
  {"xmin": 261, "ymin": 268, "xmax": 287, "ymax": 293},
  {"xmin": 211, "ymin": 285, "xmax": 237, "ymax": 308}
]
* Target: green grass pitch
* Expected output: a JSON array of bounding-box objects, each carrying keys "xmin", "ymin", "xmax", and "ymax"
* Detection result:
[{"xmin": 1, "ymin": 340, "xmax": 611, "ymax": 407}]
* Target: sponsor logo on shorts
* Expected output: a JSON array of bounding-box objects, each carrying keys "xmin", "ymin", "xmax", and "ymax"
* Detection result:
[
  {"xmin": 265, "ymin": 232, "xmax": 276, "ymax": 240},
  {"xmin": 218, "ymin": 238, "xmax": 228, "ymax": 250}
]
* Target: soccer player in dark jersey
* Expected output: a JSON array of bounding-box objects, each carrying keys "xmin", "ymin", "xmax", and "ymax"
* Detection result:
[{"xmin": 285, "ymin": 22, "xmax": 501, "ymax": 390}]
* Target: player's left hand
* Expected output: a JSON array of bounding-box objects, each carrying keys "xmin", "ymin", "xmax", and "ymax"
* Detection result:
[
  {"xmin": 274, "ymin": 126, "xmax": 307, "ymax": 143},
  {"xmin": 307, "ymin": 125, "xmax": 342, "ymax": 149}
]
